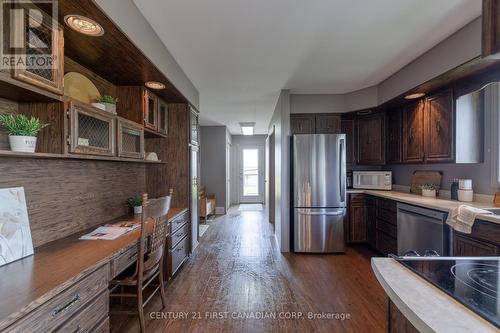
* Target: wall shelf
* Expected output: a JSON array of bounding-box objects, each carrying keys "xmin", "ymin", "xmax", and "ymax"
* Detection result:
[{"xmin": 0, "ymin": 150, "xmax": 166, "ymax": 164}]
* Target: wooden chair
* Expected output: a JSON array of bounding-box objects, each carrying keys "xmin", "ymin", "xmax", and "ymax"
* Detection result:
[
  {"xmin": 110, "ymin": 191, "xmax": 172, "ymax": 333},
  {"xmin": 199, "ymin": 185, "xmax": 216, "ymax": 222}
]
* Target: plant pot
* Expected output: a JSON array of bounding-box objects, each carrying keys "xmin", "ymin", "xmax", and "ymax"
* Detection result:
[
  {"xmin": 103, "ymin": 102, "xmax": 116, "ymax": 114},
  {"xmin": 133, "ymin": 206, "xmax": 142, "ymax": 215},
  {"xmin": 421, "ymin": 189, "xmax": 436, "ymax": 198},
  {"xmin": 91, "ymin": 102, "xmax": 106, "ymax": 111},
  {"xmin": 9, "ymin": 135, "xmax": 37, "ymax": 153}
]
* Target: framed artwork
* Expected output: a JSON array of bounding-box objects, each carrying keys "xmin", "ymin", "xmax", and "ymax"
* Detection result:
[{"xmin": 0, "ymin": 187, "xmax": 34, "ymax": 267}]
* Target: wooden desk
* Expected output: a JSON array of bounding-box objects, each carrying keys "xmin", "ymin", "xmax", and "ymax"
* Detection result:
[{"xmin": 0, "ymin": 208, "xmax": 188, "ymax": 332}]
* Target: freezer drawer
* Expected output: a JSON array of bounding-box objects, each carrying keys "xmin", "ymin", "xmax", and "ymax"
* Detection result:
[{"xmin": 294, "ymin": 208, "xmax": 345, "ymax": 253}]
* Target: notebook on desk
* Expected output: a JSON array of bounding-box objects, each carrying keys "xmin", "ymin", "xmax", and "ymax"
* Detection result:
[{"xmin": 79, "ymin": 223, "xmax": 139, "ymax": 241}]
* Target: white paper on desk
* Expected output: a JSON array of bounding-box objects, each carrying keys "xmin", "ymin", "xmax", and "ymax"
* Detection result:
[{"xmin": 79, "ymin": 225, "xmax": 136, "ymax": 240}]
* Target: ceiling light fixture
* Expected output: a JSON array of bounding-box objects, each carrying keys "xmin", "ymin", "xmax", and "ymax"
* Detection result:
[
  {"xmin": 145, "ymin": 81, "xmax": 166, "ymax": 90},
  {"xmin": 64, "ymin": 15, "xmax": 104, "ymax": 36},
  {"xmin": 240, "ymin": 122, "xmax": 255, "ymax": 136},
  {"xmin": 404, "ymin": 92, "xmax": 426, "ymax": 100}
]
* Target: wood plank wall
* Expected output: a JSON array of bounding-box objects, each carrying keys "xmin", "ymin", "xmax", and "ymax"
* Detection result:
[{"xmin": 0, "ymin": 158, "xmax": 146, "ymax": 247}]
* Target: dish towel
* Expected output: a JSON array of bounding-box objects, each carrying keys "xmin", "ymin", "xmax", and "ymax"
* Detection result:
[{"xmin": 446, "ymin": 205, "xmax": 493, "ymax": 234}]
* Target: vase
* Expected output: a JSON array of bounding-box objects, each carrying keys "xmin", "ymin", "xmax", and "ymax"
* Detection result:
[
  {"xmin": 133, "ymin": 206, "xmax": 142, "ymax": 215},
  {"xmin": 9, "ymin": 135, "xmax": 37, "ymax": 153}
]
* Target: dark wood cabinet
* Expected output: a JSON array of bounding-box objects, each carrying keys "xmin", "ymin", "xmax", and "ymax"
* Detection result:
[
  {"xmin": 349, "ymin": 194, "xmax": 367, "ymax": 242},
  {"xmin": 482, "ymin": 0, "xmax": 500, "ymax": 58},
  {"xmin": 143, "ymin": 90, "xmax": 158, "ymax": 130},
  {"xmin": 341, "ymin": 119, "xmax": 356, "ymax": 164},
  {"xmin": 157, "ymin": 100, "xmax": 169, "ymax": 135},
  {"xmin": 402, "ymin": 101, "xmax": 424, "ymax": 163},
  {"xmin": 366, "ymin": 197, "xmax": 376, "ymax": 249},
  {"xmin": 357, "ymin": 113, "xmax": 385, "ymax": 165},
  {"xmin": 386, "ymin": 109, "xmax": 402, "ymax": 164},
  {"xmin": 388, "ymin": 300, "xmax": 419, "ymax": 333},
  {"xmin": 315, "ymin": 114, "xmax": 341, "ymax": 133},
  {"xmin": 454, "ymin": 234, "xmax": 498, "ymax": 256},
  {"xmin": 425, "ymin": 89, "xmax": 454, "ymax": 162},
  {"xmin": 290, "ymin": 114, "xmax": 315, "ymax": 134}
]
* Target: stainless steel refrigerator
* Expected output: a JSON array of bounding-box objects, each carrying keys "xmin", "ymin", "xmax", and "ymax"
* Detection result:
[{"xmin": 292, "ymin": 134, "xmax": 346, "ymax": 253}]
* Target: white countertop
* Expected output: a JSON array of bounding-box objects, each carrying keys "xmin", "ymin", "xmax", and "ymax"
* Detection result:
[
  {"xmin": 347, "ymin": 189, "xmax": 500, "ymax": 225},
  {"xmin": 371, "ymin": 258, "xmax": 498, "ymax": 333}
]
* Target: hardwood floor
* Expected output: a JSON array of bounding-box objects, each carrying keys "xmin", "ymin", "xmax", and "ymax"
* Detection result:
[{"xmin": 110, "ymin": 207, "xmax": 386, "ymax": 333}]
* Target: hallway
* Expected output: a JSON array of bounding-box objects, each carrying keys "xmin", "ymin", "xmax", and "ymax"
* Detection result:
[{"xmin": 111, "ymin": 206, "xmax": 386, "ymax": 333}]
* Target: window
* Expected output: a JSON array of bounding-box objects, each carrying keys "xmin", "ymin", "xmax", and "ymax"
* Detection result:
[{"xmin": 242, "ymin": 149, "xmax": 259, "ymax": 196}]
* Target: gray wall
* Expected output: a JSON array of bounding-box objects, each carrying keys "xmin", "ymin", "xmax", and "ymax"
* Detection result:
[
  {"xmin": 200, "ymin": 126, "xmax": 227, "ymax": 211},
  {"xmin": 268, "ymin": 90, "xmax": 291, "ymax": 252},
  {"xmin": 96, "ymin": 0, "xmax": 199, "ymax": 109}
]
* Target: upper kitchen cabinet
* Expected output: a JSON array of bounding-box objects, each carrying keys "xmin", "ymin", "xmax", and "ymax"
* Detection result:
[
  {"xmin": 315, "ymin": 114, "xmax": 341, "ymax": 133},
  {"xmin": 482, "ymin": 0, "xmax": 500, "ymax": 58},
  {"xmin": 424, "ymin": 89, "xmax": 454, "ymax": 163},
  {"xmin": 9, "ymin": 6, "xmax": 64, "ymax": 95},
  {"xmin": 190, "ymin": 107, "xmax": 200, "ymax": 146},
  {"xmin": 290, "ymin": 114, "xmax": 316, "ymax": 134},
  {"xmin": 357, "ymin": 112, "xmax": 385, "ymax": 165},
  {"xmin": 158, "ymin": 100, "xmax": 169, "ymax": 135},
  {"xmin": 144, "ymin": 89, "xmax": 159, "ymax": 131},
  {"xmin": 340, "ymin": 118, "xmax": 356, "ymax": 165},
  {"xmin": 386, "ymin": 109, "xmax": 402, "ymax": 164},
  {"xmin": 402, "ymin": 101, "xmax": 425, "ymax": 163}
]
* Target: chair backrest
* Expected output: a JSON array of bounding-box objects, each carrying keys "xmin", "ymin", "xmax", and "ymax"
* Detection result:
[{"xmin": 137, "ymin": 190, "xmax": 172, "ymax": 282}]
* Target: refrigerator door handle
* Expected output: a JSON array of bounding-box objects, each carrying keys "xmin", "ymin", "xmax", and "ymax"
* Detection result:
[
  {"xmin": 297, "ymin": 210, "xmax": 344, "ymax": 216},
  {"xmin": 339, "ymin": 138, "xmax": 346, "ymax": 203}
]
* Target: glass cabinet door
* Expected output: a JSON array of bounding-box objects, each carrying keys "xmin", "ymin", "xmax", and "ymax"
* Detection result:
[
  {"xmin": 117, "ymin": 118, "xmax": 144, "ymax": 159},
  {"xmin": 68, "ymin": 102, "xmax": 115, "ymax": 156},
  {"xmin": 190, "ymin": 107, "xmax": 199, "ymax": 145},
  {"xmin": 158, "ymin": 100, "xmax": 168, "ymax": 134},
  {"xmin": 143, "ymin": 89, "xmax": 158, "ymax": 130}
]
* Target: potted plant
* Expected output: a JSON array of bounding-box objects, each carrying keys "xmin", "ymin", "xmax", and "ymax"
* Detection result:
[
  {"xmin": 0, "ymin": 114, "xmax": 48, "ymax": 153},
  {"xmin": 127, "ymin": 195, "xmax": 143, "ymax": 215},
  {"xmin": 421, "ymin": 184, "xmax": 437, "ymax": 198},
  {"xmin": 98, "ymin": 95, "xmax": 118, "ymax": 114}
]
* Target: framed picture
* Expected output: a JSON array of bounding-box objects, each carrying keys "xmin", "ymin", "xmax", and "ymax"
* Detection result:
[{"xmin": 0, "ymin": 187, "xmax": 34, "ymax": 267}]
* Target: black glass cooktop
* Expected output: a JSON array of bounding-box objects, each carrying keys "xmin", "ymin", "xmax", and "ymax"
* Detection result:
[{"xmin": 393, "ymin": 256, "xmax": 500, "ymax": 328}]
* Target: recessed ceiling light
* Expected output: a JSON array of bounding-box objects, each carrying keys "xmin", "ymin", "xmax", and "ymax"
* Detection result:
[
  {"xmin": 64, "ymin": 15, "xmax": 104, "ymax": 36},
  {"xmin": 404, "ymin": 92, "xmax": 426, "ymax": 100},
  {"xmin": 240, "ymin": 122, "xmax": 255, "ymax": 136},
  {"xmin": 145, "ymin": 81, "xmax": 166, "ymax": 90}
]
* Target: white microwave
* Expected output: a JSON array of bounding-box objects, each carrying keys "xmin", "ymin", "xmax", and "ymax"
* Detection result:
[{"xmin": 353, "ymin": 171, "xmax": 392, "ymax": 190}]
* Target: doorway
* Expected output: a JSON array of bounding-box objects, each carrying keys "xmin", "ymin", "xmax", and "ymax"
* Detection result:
[
  {"xmin": 239, "ymin": 146, "xmax": 264, "ymax": 203},
  {"xmin": 268, "ymin": 130, "xmax": 275, "ymax": 224}
]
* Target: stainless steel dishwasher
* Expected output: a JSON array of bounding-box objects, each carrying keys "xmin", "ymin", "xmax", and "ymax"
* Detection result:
[{"xmin": 397, "ymin": 203, "xmax": 450, "ymax": 256}]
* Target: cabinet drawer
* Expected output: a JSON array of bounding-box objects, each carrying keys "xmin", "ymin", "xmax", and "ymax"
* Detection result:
[
  {"xmin": 170, "ymin": 211, "xmax": 189, "ymax": 233},
  {"xmin": 350, "ymin": 194, "xmax": 365, "ymax": 205},
  {"xmin": 6, "ymin": 264, "xmax": 108, "ymax": 333},
  {"xmin": 110, "ymin": 245, "xmax": 137, "ymax": 278},
  {"xmin": 376, "ymin": 198, "xmax": 397, "ymax": 212},
  {"xmin": 169, "ymin": 222, "xmax": 189, "ymax": 249},
  {"xmin": 376, "ymin": 218, "xmax": 397, "ymax": 238},
  {"xmin": 376, "ymin": 207, "xmax": 397, "ymax": 225},
  {"xmin": 376, "ymin": 231, "xmax": 397, "ymax": 256},
  {"xmin": 170, "ymin": 235, "xmax": 189, "ymax": 276},
  {"xmin": 56, "ymin": 291, "xmax": 108, "ymax": 333}
]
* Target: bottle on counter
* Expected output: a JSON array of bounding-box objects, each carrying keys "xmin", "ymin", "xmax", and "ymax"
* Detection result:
[{"xmin": 450, "ymin": 178, "xmax": 459, "ymax": 200}]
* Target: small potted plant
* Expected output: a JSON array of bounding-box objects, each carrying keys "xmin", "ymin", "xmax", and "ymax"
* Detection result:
[
  {"xmin": 421, "ymin": 184, "xmax": 437, "ymax": 198},
  {"xmin": 98, "ymin": 95, "xmax": 118, "ymax": 114},
  {"xmin": 127, "ymin": 195, "xmax": 143, "ymax": 215},
  {"xmin": 0, "ymin": 114, "xmax": 48, "ymax": 153}
]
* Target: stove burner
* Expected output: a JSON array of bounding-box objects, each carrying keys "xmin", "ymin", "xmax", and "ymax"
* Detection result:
[{"xmin": 451, "ymin": 263, "xmax": 498, "ymax": 299}]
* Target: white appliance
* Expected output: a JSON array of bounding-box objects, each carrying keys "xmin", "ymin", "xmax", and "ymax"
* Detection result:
[{"xmin": 353, "ymin": 171, "xmax": 392, "ymax": 190}]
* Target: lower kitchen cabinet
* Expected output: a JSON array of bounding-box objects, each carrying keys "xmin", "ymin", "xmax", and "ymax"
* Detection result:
[
  {"xmin": 349, "ymin": 194, "xmax": 367, "ymax": 242},
  {"xmin": 453, "ymin": 221, "xmax": 500, "ymax": 256},
  {"xmin": 387, "ymin": 300, "xmax": 419, "ymax": 333},
  {"xmin": 366, "ymin": 197, "xmax": 376, "ymax": 248}
]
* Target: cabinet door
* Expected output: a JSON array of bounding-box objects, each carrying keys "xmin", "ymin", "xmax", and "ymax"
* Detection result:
[
  {"xmin": 143, "ymin": 90, "xmax": 158, "ymax": 130},
  {"xmin": 386, "ymin": 109, "xmax": 402, "ymax": 164},
  {"xmin": 357, "ymin": 113, "xmax": 385, "ymax": 165},
  {"xmin": 425, "ymin": 90, "xmax": 454, "ymax": 162},
  {"xmin": 402, "ymin": 101, "xmax": 424, "ymax": 163},
  {"xmin": 341, "ymin": 119, "xmax": 356, "ymax": 165},
  {"xmin": 157, "ymin": 100, "xmax": 169, "ymax": 134},
  {"xmin": 315, "ymin": 114, "xmax": 341, "ymax": 133},
  {"xmin": 117, "ymin": 118, "xmax": 144, "ymax": 159},
  {"xmin": 349, "ymin": 198, "xmax": 366, "ymax": 242},
  {"xmin": 453, "ymin": 234, "xmax": 499, "ymax": 256},
  {"xmin": 290, "ymin": 114, "xmax": 315, "ymax": 134},
  {"xmin": 366, "ymin": 203, "xmax": 376, "ymax": 249}
]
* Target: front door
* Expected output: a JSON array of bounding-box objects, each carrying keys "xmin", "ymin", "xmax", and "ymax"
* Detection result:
[{"xmin": 239, "ymin": 146, "xmax": 264, "ymax": 203}]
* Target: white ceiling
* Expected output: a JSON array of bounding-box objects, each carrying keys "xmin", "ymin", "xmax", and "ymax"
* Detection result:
[{"xmin": 133, "ymin": 0, "xmax": 481, "ymax": 134}]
